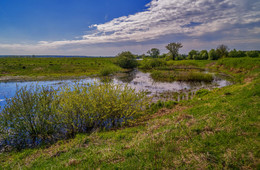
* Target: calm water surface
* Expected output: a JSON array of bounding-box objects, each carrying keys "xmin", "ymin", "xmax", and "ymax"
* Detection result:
[{"xmin": 0, "ymin": 70, "xmax": 232, "ymax": 110}]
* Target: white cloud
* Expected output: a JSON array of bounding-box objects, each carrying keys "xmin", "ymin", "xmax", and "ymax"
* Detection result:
[{"xmin": 0, "ymin": 0, "xmax": 259, "ymax": 55}]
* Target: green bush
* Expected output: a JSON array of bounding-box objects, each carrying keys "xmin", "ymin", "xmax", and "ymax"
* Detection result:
[
  {"xmin": 0, "ymin": 85, "xmax": 60, "ymax": 149},
  {"xmin": 58, "ymin": 83, "xmax": 150, "ymax": 136},
  {"xmin": 208, "ymin": 49, "xmax": 221, "ymax": 60},
  {"xmin": 115, "ymin": 51, "xmax": 138, "ymax": 69},
  {"xmin": 0, "ymin": 83, "xmax": 150, "ymax": 149}
]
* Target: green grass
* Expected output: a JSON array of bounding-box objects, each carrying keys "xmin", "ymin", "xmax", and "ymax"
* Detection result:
[
  {"xmin": 151, "ymin": 70, "xmax": 214, "ymax": 82},
  {"xmin": 0, "ymin": 58, "xmax": 259, "ymax": 169},
  {"xmin": 99, "ymin": 65, "xmax": 121, "ymax": 76},
  {"xmin": 214, "ymin": 57, "xmax": 260, "ymax": 83},
  {"xmin": 138, "ymin": 59, "xmax": 213, "ymax": 70},
  {"xmin": 167, "ymin": 60, "xmax": 212, "ymax": 68},
  {"xmin": 0, "ymin": 57, "xmax": 122, "ymax": 80}
]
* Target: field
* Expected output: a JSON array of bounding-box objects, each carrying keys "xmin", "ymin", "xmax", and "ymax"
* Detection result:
[
  {"xmin": 0, "ymin": 57, "xmax": 122, "ymax": 81},
  {"xmin": 0, "ymin": 57, "xmax": 259, "ymax": 169}
]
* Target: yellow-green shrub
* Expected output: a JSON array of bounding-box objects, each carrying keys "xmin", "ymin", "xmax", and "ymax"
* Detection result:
[
  {"xmin": 0, "ymin": 82, "xmax": 150, "ymax": 149},
  {"xmin": 0, "ymin": 85, "xmax": 60, "ymax": 149},
  {"xmin": 57, "ymin": 82, "xmax": 150, "ymax": 136}
]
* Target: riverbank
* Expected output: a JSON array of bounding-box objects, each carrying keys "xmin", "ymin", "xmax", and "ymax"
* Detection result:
[
  {"xmin": 0, "ymin": 57, "xmax": 122, "ymax": 81},
  {"xmin": 0, "ymin": 58, "xmax": 259, "ymax": 169}
]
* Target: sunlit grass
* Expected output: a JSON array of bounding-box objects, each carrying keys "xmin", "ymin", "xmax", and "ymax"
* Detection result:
[
  {"xmin": 151, "ymin": 70, "xmax": 214, "ymax": 82},
  {"xmin": 0, "ymin": 57, "xmax": 121, "ymax": 80},
  {"xmin": 0, "ymin": 58, "xmax": 259, "ymax": 169}
]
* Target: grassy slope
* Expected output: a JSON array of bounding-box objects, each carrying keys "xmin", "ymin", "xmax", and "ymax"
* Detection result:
[
  {"xmin": 0, "ymin": 57, "xmax": 121, "ymax": 80},
  {"xmin": 0, "ymin": 58, "xmax": 259, "ymax": 169}
]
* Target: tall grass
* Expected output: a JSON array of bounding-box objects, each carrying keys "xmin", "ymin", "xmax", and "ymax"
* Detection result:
[
  {"xmin": 151, "ymin": 70, "xmax": 213, "ymax": 82},
  {"xmin": 138, "ymin": 58, "xmax": 167, "ymax": 69},
  {"xmin": 99, "ymin": 66, "xmax": 120, "ymax": 76},
  {"xmin": 217, "ymin": 57, "xmax": 260, "ymax": 70},
  {"xmin": 138, "ymin": 59, "xmax": 212, "ymax": 70},
  {"xmin": 0, "ymin": 83, "xmax": 150, "ymax": 149}
]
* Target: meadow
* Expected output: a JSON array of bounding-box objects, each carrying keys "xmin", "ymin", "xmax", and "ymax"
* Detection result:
[
  {"xmin": 0, "ymin": 57, "xmax": 259, "ymax": 169},
  {"xmin": 0, "ymin": 57, "xmax": 122, "ymax": 81}
]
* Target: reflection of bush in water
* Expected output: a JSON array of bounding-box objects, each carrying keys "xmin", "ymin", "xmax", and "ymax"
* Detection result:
[{"xmin": 0, "ymin": 83, "xmax": 149, "ymax": 150}]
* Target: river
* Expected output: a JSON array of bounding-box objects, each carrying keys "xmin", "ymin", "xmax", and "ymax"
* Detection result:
[{"xmin": 0, "ymin": 69, "xmax": 232, "ymax": 110}]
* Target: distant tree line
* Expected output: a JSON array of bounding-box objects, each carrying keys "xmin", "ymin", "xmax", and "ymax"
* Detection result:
[
  {"xmin": 138, "ymin": 43, "xmax": 260, "ymax": 60},
  {"xmin": 115, "ymin": 43, "xmax": 260, "ymax": 69}
]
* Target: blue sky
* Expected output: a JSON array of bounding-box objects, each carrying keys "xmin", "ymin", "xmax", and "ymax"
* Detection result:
[{"xmin": 0, "ymin": 0, "xmax": 259, "ymax": 55}]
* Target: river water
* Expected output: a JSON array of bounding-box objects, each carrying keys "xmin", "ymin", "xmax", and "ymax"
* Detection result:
[{"xmin": 0, "ymin": 70, "xmax": 232, "ymax": 110}]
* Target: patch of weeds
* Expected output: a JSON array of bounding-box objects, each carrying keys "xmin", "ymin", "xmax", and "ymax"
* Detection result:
[
  {"xmin": 149, "ymin": 100, "xmax": 178, "ymax": 113},
  {"xmin": 195, "ymin": 89, "xmax": 211, "ymax": 97},
  {"xmin": 99, "ymin": 66, "xmax": 120, "ymax": 76}
]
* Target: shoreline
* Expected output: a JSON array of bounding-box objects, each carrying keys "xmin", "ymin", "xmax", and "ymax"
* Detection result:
[{"xmin": 0, "ymin": 75, "xmax": 96, "ymax": 82}]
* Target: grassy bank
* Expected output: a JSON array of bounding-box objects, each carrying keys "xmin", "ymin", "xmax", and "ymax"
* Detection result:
[
  {"xmin": 0, "ymin": 58, "xmax": 259, "ymax": 169},
  {"xmin": 0, "ymin": 57, "xmax": 122, "ymax": 81}
]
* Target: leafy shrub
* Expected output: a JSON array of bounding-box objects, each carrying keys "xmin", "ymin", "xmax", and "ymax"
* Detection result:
[
  {"xmin": 188, "ymin": 50, "xmax": 199, "ymax": 60},
  {"xmin": 208, "ymin": 49, "xmax": 221, "ymax": 60},
  {"xmin": 0, "ymin": 85, "xmax": 60, "ymax": 149},
  {"xmin": 198, "ymin": 50, "xmax": 209, "ymax": 60},
  {"xmin": 115, "ymin": 51, "xmax": 138, "ymax": 69},
  {"xmin": 0, "ymin": 83, "xmax": 150, "ymax": 149},
  {"xmin": 58, "ymin": 83, "xmax": 150, "ymax": 136}
]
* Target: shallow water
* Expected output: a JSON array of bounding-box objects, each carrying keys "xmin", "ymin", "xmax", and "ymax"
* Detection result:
[{"xmin": 0, "ymin": 69, "xmax": 232, "ymax": 110}]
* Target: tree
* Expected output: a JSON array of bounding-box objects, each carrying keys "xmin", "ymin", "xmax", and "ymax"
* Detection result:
[
  {"xmin": 208, "ymin": 49, "xmax": 218, "ymax": 60},
  {"xmin": 176, "ymin": 54, "xmax": 187, "ymax": 60},
  {"xmin": 166, "ymin": 42, "xmax": 183, "ymax": 60},
  {"xmin": 228, "ymin": 49, "xmax": 246, "ymax": 58},
  {"xmin": 147, "ymin": 48, "xmax": 160, "ymax": 58},
  {"xmin": 188, "ymin": 50, "xmax": 199, "ymax": 60},
  {"xmin": 216, "ymin": 44, "xmax": 229, "ymax": 58},
  {"xmin": 199, "ymin": 50, "xmax": 208, "ymax": 60},
  {"xmin": 115, "ymin": 51, "xmax": 137, "ymax": 69},
  {"xmin": 246, "ymin": 51, "xmax": 259, "ymax": 58}
]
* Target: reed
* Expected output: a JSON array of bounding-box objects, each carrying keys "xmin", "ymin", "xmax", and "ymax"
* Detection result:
[{"xmin": 151, "ymin": 70, "xmax": 213, "ymax": 82}]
